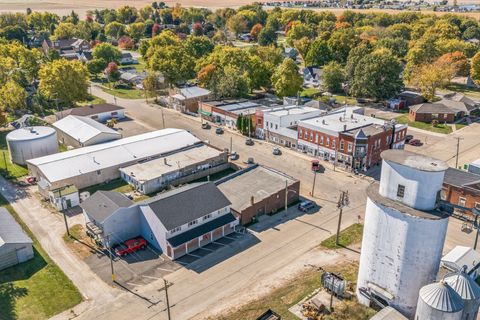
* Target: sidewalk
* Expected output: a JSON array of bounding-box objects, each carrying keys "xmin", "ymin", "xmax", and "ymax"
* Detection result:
[{"xmin": 0, "ymin": 176, "xmax": 120, "ymax": 318}]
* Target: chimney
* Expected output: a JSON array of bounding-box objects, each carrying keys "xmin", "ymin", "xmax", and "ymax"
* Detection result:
[
  {"xmin": 250, "ymin": 196, "xmax": 255, "ymax": 205},
  {"xmin": 164, "ymin": 158, "xmax": 168, "ymax": 165},
  {"xmin": 322, "ymin": 119, "xmax": 326, "ymax": 125},
  {"xmin": 351, "ymin": 113, "xmax": 354, "ymax": 119},
  {"xmin": 344, "ymin": 124, "xmax": 347, "ymax": 132}
]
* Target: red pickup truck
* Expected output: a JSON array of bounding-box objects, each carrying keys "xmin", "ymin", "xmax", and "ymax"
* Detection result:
[{"xmin": 113, "ymin": 237, "xmax": 147, "ymax": 256}]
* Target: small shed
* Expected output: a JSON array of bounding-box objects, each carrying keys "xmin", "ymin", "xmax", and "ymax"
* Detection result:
[
  {"xmin": 0, "ymin": 207, "xmax": 34, "ymax": 270},
  {"xmin": 441, "ymin": 246, "xmax": 480, "ymax": 278},
  {"xmin": 48, "ymin": 185, "xmax": 80, "ymax": 211}
]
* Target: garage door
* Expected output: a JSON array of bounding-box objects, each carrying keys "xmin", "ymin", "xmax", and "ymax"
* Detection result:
[{"xmin": 0, "ymin": 250, "xmax": 18, "ymax": 270}]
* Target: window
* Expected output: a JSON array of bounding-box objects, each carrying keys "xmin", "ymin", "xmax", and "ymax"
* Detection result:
[
  {"xmin": 275, "ymin": 124, "xmax": 278, "ymax": 130},
  {"xmin": 188, "ymin": 220, "xmax": 198, "ymax": 227},
  {"xmin": 340, "ymin": 141, "xmax": 344, "ymax": 150},
  {"xmin": 170, "ymin": 226, "xmax": 181, "ymax": 234},
  {"xmin": 332, "ymin": 140, "xmax": 336, "ymax": 148},
  {"xmin": 304, "ymin": 131, "xmax": 307, "ymax": 139},
  {"xmin": 397, "ymin": 184, "xmax": 405, "ymax": 198},
  {"xmin": 111, "ymin": 112, "xmax": 118, "ymax": 116},
  {"xmin": 203, "ymin": 214, "xmax": 212, "ymax": 221},
  {"xmin": 326, "ymin": 137, "xmax": 330, "ymax": 146},
  {"xmin": 458, "ymin": 197, "xmax": 466, "ymax": 207},
  {"xmin": 475, "ymin": 202, "xmax": 480, "ymax": 210},
  {"xmin": 387, "ymin": 136, "xmax": 391, "ymax": 145},
  {"xmin": 320, "ymin": 136, "xmax": 324, "ymax": 145},
  {"xmin": 347, "ymin": 142, "xmax": 352, "ymax": 152},
  {"xmin": 310, "ymin": 133, "xmax": 313, "ymax": 141},
  {"xmin": 97, "ymin": 170, "xmax": 101, "ymax": 175}
]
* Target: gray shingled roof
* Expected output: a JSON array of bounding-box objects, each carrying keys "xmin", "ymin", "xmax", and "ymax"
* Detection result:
[
  {"xmin": 0, "ymin": 207, "xmax": 32, "ymax": 246},
  {"xmin": 80, "ymin": 190, "xmax": 133, "ymax": 223},
  {"xmin": 144, "ymin": 182, "xmax": 231, "ymax": 230},
  {"xmin": 444, "ymin": 168, "xmax": 480, "ymax": 188},
  {"xmin": 61, "ymin": 104, "xmax": 124, "ymax": 118},
  {"xmin": 409, "ymin": 103, "xmax": 455, "ymax": 114}
]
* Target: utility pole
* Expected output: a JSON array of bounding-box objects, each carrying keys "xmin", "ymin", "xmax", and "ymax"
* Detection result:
[
  {"xmin": 230, "ymin": 136, "xmax": 233, "ymax": 153},
  {"xmin": 335, "ymin": 190, "xmax": 349, "ymax": 246},
  {"xmin": 474, "ymin": 215, "xmax": 479, "ymax": 250},
  {"xmin": 161, "ymin": 107, "xmax": 166, "ymax": 129},
  {"xmin": 164, "ymin": 278, "xmax": 172, "ymax": 320},
  {"xmin": 59, "ymin": 187, "xmax": 70, "ymax": 237},
  {"xmin": 3, "ymin": 152, "xmax": 8, "ymax": 177},
  {"xmin": 106, "ymin": 235, "xmax": 116, "ymax": 282},
  {"xmin": 455, "ymin": 137, "xmax": 463, "ymax": 169},
  {"xmin": 285, "ymin": 180, "xmax": 288, "ymax": 215},
  {"xmin": 311, "ymin": 169, "xmax": 317, "ymax": 197}
]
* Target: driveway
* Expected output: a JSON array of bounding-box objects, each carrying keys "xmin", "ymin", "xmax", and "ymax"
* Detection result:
[{"xmin": 0, "ymin": 176, "xmax": 120, "ymax": 318}]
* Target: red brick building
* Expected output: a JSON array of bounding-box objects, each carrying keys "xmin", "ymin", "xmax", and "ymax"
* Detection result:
[
  {"xmin": 409, "ymin": 103, "xmax": 456, "ymax": 123},
  {"xmin": 297, "ymin": 107, "xmax": 408, "ymax": 172},
  {"xmin": 442, "ymin": 168, "xmax": 480, "ymax": 218}
]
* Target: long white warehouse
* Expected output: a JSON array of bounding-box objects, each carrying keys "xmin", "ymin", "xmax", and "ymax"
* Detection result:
[{"xmin": 27, "ymin": 128, "xmax": 200, "ymax": 190}]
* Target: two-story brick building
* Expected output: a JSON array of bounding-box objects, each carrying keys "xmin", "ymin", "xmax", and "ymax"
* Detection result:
[
  {"xmin": 442, "ymin": 168, "xmax": 480, "ymax": 218},
  {"xmin": 297, "ymin": 107, "xmax": 407, "ymax": 171}
]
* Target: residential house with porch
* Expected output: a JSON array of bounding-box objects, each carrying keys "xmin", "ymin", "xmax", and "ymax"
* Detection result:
[{"xmin": 297, "ymin": 107, "xmax": 407, "ymax": 171}]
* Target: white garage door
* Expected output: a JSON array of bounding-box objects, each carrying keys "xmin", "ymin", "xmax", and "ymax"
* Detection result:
[{"xmin": 0, "ymin": 250, "xmax": 19, "ymax": 270}]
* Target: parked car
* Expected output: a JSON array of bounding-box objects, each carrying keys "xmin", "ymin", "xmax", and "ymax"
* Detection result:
[
  {"xmin": 272, "ymin": 147, "xmax": 281, "ymax": 155},
  {"xmin": 230, "ymin": 151, "xmax": 239, "ymax": 160},
  {"xmin": 405, "ymin": 134, "xmax": 414, "ymax": 142},
  {"xmin": 201, "ymin": 122, "xmax": 211, "ymax": 129},
  {"xmin": 245, "ymin": 138, "xmax": 254, "ymax": 146},
  {"xmin": 113, "ymin": 237, "xmax": 147, "ymax": 256},
  {"xmin": 215, "ymin": 127, "xmax": 224, "ymax": 134},
  {"xmin": 409, "ymin": 139, "xmax": 422, "ymax": 146},
  {"xmin": 26, "ymin": 177, "xmax": 37, "ymax": 185},
  {"xmin": 298, "ymin": 201, "xmax": 315, "ymax": 212}
]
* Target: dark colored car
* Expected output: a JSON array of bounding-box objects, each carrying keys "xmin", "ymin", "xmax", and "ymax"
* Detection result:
[
  {"xmin": 298, "ymin": 201, "xmax": 315, "ymax": 212},
  {"xmin": 113, "ymin": 237, "xmax": 147, "ymax": 256},
  {"xmin": 215, "ymin": 127, "xmax": 224, "ymax": 134},
  {"xmin": 201, "ymin": 122, "xmax": 211, "ymax": 129},
  {"xmin": 245, "ymin": 138, "xmax": 254, "ymax": 146},
  {"xmin": 405, "ymin": 134, "xmax": 414, "ymax": 142},
  {"xmin": 409, "ymin": 139, "xmax": 423, "ymax": 146},
  {"xmin": 272, "ymin": 148, "xmax": 281, "ymax": 155}
]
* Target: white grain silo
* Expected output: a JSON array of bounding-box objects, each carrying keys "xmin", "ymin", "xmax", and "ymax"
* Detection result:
[
  {"xmin": 7, "ymin": 127, "xmax": 58, "ymax": 165},
  {"xmin": 415, "ymin": 281, "xmax": 464, "ymax": 320},
  {"xmin": 356, "ymin": 150, "xmax": 450, "ymax": 318},
  {"xmin": 445, "ymin": 269, "xmax": 480, "ymax": 320}
]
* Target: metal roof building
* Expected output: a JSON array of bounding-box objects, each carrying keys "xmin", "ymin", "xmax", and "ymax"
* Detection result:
[
  {"xmin": 0, "ymin": 207, "xmax": 34, "ymax": 270},
  {"xmin": 53, "ymin": 115, "xmax": 122, "ymax": 148},
  {"xmin": 415, "ymin": 281, "xmax": 464, "ymax": 320},
  {"xmin": 27, "ymin": 129, "xmax": 201, "ymax": 190},
  {"xmin": 441, "ymin": 246, "xmax": 480, "ymax": 277}
]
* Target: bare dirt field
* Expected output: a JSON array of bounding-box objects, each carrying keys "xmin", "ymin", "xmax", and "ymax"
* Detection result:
[{"xmin": 0, "ymin": 0, "xmax": 479, "ymax": 18}]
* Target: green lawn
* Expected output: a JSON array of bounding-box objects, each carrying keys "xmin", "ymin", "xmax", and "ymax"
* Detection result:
[
  {"xmin": 0, "ymin": 131, "xmax": 29, "ymax": 179},
  {"xmin": 76, "ymin": 94, "xmax": 106, "ymax": 107},
  {"xmin": 300, "ymin": 88, "xmax": 321, "ymax": 98},
  {"xmin": 0, "ymin": 196, "xmax": 82, "ymax": 320},
  {"xmin": 81, "ymin": 178, "xmax": 133, "ymax": 195},
  {"xmin": 455, "ymin": 123, "xmax": 467, "ymax": 130},
  {"xmin": 395, "ymin": 114, "xmax": 453, "ymax": 134},
  {"xmin": 214, "ymin": 260, "xmax": 375, "ymax": 320},
  {"xmin": 444, "ymin": 83, "xmax": 480, "ymax": 100},
  {"xmin": 102, "ymin": 83, "xmax": 145, "ymax": 100},
  {"xmin": 321, "ymin": 223, "xmax": 364, "ymax": 249}
]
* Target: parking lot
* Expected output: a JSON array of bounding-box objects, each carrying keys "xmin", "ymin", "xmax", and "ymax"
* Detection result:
[{"xmin": 85, "ymin": 231, "xmax": 250, "ymax": 290}]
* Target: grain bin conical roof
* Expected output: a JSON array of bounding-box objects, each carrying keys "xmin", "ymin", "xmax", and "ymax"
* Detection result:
[
  {"xmin": 445, "ymin": 272, "xmax": 480, "ymax": 301},
  {"xmin": 419, "ymin": 281, "xmax": 464, "ymax": 312}
]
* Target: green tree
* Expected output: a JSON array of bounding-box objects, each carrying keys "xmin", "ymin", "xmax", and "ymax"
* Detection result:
[
  {"xmin": 305, "ymin": 38, "xmax": 331, "ymax": 67},
  {"xmin": 470, "ymin": 52, "xmax": 480, "ymax": 85},
  {"xmin": 322, "ymin": 61, "xmax": 345, "ymax": 93},
  {"xmin": 327, "ymin": 28, "xmax": 359, "ymax": 63},
  {"xmin": 293, "ymin": 37, "xmax": 312, "ymax": 60},
  {"xmin": 184, "ymin": 36, "xmax": 214, "ymax": 59},
  {"xmin": 349, "ymin": 49, "xmax": 403, "ymax": 100},
  {"xmin": 257, "ymin": 26, "xmax": 277, "ymax": 46},
  {"xmin": 345, "ymin": 43, "xmax": 372, "ymax": 79},
  {"xmin": 93, "ymin": 43, "xmax": 122, "ymax": 63},
  {"xmin": 143, "ymin": 71, "xmax": 163, "ymax": 100},
  {"xmin": 287, "ymin": 21, "xmax": 315, "ymax": 45},
  {"xmin": 86, "ymin": 58, "xmax": 107, "ymax": 78},
  {"xmin": 105, "ymin": 21, "xmax": 126, "ymax": 39},
  {"xmin": 52, "ymin": 22, "xmax": 76, "ymax": 40},
  {"xmin": 127, "ymin": 22, "xmax": 146, "ymax": 42},
  {"xmin": 0, "ymin": 80, "xmax": 26, "ymax": 112},
  {"xmin": 149, "ymin": 45, "xmax": 195, "ymax": 85},
  {"xmin": 227, "ymin": 13, "xmax": 248, "ymax": 36},
  {"xmin": 38, "ymin": 59, "xmax": 89, "ymax": 106},
  {"xmin": 117, "ymin": 6, "xmax": 138, "ymax": 24},
  {"xmin": 408, "ymin": 59, "xmax": 457, "ymax": 101},
  {"xmin": 271, "ymin": 58, "xmax": 303, "ymax": 98}
]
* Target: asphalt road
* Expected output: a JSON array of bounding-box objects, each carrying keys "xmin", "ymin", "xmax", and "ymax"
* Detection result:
[{"xmin": 69, "ymin": 87, "xmax": 479, "ymax": 320}]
